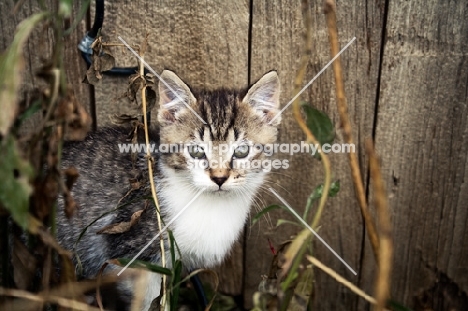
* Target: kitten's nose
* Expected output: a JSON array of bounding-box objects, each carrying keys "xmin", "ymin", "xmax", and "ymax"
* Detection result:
[{"xmin": 211, "ymin": 177, "xmax": 228, "ymax": 187}]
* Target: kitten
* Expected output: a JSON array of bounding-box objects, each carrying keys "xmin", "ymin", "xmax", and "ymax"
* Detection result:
[{"xmin": 57, "ymin": 70, "xmax": 281, "ymax": 310}]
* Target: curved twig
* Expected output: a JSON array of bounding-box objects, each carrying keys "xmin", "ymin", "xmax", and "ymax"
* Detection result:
[
  {"xmin": 323, "ymin": 0, "xmax": 380, "ymax": 262},
  {"xmin": 294, "ymin": 0, "xmax": 332, "ymax": 230}
]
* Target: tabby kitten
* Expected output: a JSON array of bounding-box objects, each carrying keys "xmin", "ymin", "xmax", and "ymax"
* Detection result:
[{"xmin": 57, "ymin": 70, "xmax": 281, "ymax": 310}]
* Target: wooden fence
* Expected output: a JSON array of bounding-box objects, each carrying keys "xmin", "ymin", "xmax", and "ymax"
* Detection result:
[{"xmin": 1, "ymin": 0, "xmax": 467, "ymax": 309}]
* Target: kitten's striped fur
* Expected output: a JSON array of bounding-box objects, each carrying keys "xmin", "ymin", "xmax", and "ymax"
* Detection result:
[{"xmin": 57, "ymin": 70, "xmax": 281, "ymax": 310}]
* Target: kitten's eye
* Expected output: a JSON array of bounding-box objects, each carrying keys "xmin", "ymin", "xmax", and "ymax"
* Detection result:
[
  {"xmin": 188, "ymin": 145, "xmax": 205, "ymax": 159},
  {"xmin": 233, "ymin": 145, "xmax": 249, "ymax": 158}
]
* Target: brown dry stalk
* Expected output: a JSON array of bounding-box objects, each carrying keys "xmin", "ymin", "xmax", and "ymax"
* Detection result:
[
  {"xmin": 366, "ymin": 140, "xmax": 393, "ymax": 311},
  {"xmin": 139, "ymin": 48, "xmax": 167, "ymax": 309},
  {"xmin": 323, "ymin": 0, "xmax": 380, "ymax": 262},
  {"xmin": 294, "ymin": 0, "xmax": 332, "ymax": 230},
  {"xmin": 0, "ymin": 287, "xmax": 102, "ymax": 311},
  {"xmin": 306, "ymin": 255, "xmax": 377, "ymax": 305}
]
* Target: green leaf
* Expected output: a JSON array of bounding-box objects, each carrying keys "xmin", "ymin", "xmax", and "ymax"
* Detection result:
[
  {"xmin": 169, "ymin": 230, "xmax": 176, "ymax": 268},
  {"xmin": 281, "ymin": 229, "xmax": 311, "ymax": 291},
  {"xmin": 113, "ymin": 258, "xmax": 172, "ymax": 275},
  {"xmin": 295, "ymin": 266, "xmax": 314, "ymax": 296},
  {"xmin": 14, "ymin": 100, "xmax": 42, "ymax": 128},
  {"xmin": 304, "ymin": 180, "xmax": 340, "ymax": 219},
  {"xmin": 388, "ymin": 299, "xmax": 414, "ymax": 311},
  {"xmin": 170, "ymin": 260, "xmax": 183, "ymax": 311},
  {"xmin": 277, "ymin": 219, "xmax": 301, "ymax": 228},
  {"xmin": 329, "ymin": 180, "xmax": 341, "ymax": 197},
  {"xmin": 168, "ymin": 230, "xmax": 182, "ymax": 268},
  {"xmin": 0, "ymin": 136, "xmax": 34, "ymax": 230},
  {"xmin": 0, "ymin": 12, "xmax": 47, "ymax": 136},
  {"xmin": 252, "ymin": 204, "xmax": 282, "ymax": 226},
  {"xmin": 301, "ymin": 103, "xmax": 335, "ymax": 159}
]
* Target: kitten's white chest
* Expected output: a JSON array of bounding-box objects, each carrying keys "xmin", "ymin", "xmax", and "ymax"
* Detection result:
[{"xmin": 161, "ymin": 188, "xmax": 251, "ymax": 268}]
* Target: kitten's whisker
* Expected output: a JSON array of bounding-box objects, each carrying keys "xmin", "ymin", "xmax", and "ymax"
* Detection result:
[
  {"xmin": 259, "ymin": 181, "xmax": 292, "ymax": 197},
  {"xmin": 250, "ymin": 193, "xmax": 273, "ymax": 229},
  {"xmin": 265, "ymin": 171, "xmax": 293, "ymax": 178},
  {"xmin": 245, "ymin": 184, "xmax": 278, "ymax": 229}
]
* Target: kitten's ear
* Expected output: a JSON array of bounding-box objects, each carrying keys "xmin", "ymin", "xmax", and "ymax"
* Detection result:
[
  {"xmin": 242, "ymin": 71, "xmax": 281, "ymax": 125},
  {"xmin": 158, "ymin": 70, "xmax": 196, "ymax": 123}
]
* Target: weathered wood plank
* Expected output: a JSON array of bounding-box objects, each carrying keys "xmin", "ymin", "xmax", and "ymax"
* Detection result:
[
  {"xmin": 0, "ymin": 0, "xmax": 91, "ymax": 131},
  {"xmin": 246, "ymin": 0, "xmax": 385, "ymax": 309},
  {"xmin": 91, "ymin": 0, "xmax": 250, "ymax": 295},
  {"xmin": 92, "ymin": 0, "xmax": 249, "ymax": 127},
  {"xmin": 64, "ymin": 1, "xmax": 93, "ymax": 119},
  {"xmin": 374, "ymin": 0, "xmax": 468, "ymax": 308},
  {"xmin": 0, "ymin": 0, "xmax": 52, "ymax": 131},
  {"xmin": 5, "ymin": 1, "xmax": 466, "ymax": 309}
]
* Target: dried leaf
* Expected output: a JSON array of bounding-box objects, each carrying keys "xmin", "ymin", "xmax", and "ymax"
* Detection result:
[
  {"xmin": 33, "ymin": 171, "xmax": 59, "ymax": 221},
  {"xmin": 62, "ymin": 92, "xmax": 91, "ymax": 141},
  {"xmin": 83, "ymin": 66, "xmax": 101, "ymax": 85},
  {"xmin": 12, "ymin": 238, "xmax": 37, "ymax": 290},
  {"xmin": 145, "ymin": 73, "xmax": 156, "ymax": 87},
  {"xmin": 145, "ymin": 87, "xmax": 157, "ymax": 112},
  {"xmin": 109, "ymin": 114, "xmax": 139, "ymax": 126},
  {"xmin": 129, "ymin": 178, "xmax": 141, "ymax": 190},
  {"xmin": 55, "ymin": 93, "xmax": 75, "ymax": 122},
  {"xmin": 63, "ymin": 167, "xmax": 79, "ymax": 190},
  {"xmin": 46, "ymin": 130, "xmax": 60, "ymax": 167},
  {"xmin": 90, "ymin": 36, "xmax": 101, "ymax": 51},
  {"xmin": 97, "ymin": 209, "xmax": 144, "ymax": 234},
  {"xmin": 83, "ymin": 39, "xmax": 116, "ymax": 86},
  {"xmin": 64, "ymin": 192, "xmax": 77, "ymax": 218},
  {"xmin": 99, "ymin": 52, "xmax": 115, "ymax": 72},
  {"xmin": 61, "ymin": 167, "xmax": 79, "ymax": 217},
  {"xmin": 127, "ymin": 74, "xmax": 145, "ymax": 104}
]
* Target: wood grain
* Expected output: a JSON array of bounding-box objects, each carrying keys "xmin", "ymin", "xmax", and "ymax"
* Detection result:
[
  {"xmin": 92, "ymin": 0, "xmax": 249, "ymax": 127},
  {"xmin": 247, "ymin": 1, "xmax": 384, "ymax": 309},
  {"xmin": 0, "ymin": 0, "xmax": 91, "ymax": 132},
  {"xmin": 3, "ymin": 0, "xmax": 468, "ymax": 309},
  {"xmin": 374, "ymin": 0, "xmax": 468, "ymax": 308}
]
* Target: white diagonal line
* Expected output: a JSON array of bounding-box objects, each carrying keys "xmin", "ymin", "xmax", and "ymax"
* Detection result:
[
  {"xmin": 117, "ymin": 189, "xmax": 204, "ymax": 276},
  {"xmin": 118, "ymin": 36, "xmax": 207, "ymax": 125},
  {"xmin": 268, "ymin": 37, "xmax": 356, "ymax": 125},
  {"xmin": 268, "ymin": 187, "xmax": 357, "ymax": 275}
]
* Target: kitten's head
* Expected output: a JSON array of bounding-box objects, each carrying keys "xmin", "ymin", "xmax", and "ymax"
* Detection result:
[{"xmin": 157, "ymin": 70, "xmax": 281, "ymax": 195}]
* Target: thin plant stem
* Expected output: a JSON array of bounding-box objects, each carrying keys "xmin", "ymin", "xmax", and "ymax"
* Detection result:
[
  {"xmin": 139, "ymin": 53, "xmax": 167, "ymax": 309},
  {"xmin": 0, "ymin": 287, "xmax": 103, "ymax": 311},
  {"xmin": 293, "ymin": 0, "xmax": 332, "ymax": 231},
  {"xmin": 0, "ymin": 216, "xmax": 9, "ymax": 287},
  {"xmin": 366, "ymin": 140, "xmax": 393, "ymax": 311},
  {"xmin": 324, "ymin": 0, "xmax": 380, "ymax": 262},
  {"xmin": 306, "ymin": 255, "xmax": 379, "ymax": 305}
]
